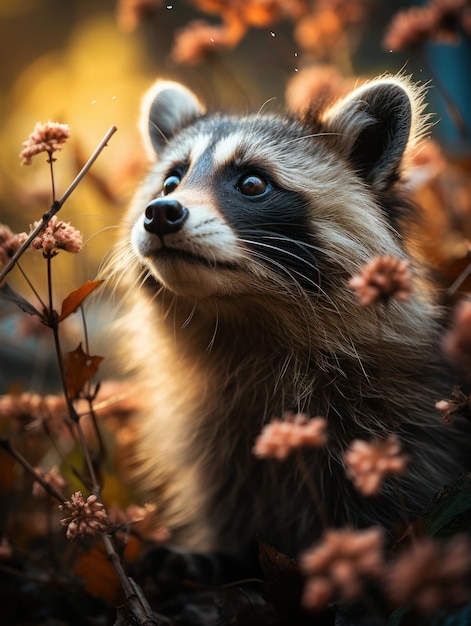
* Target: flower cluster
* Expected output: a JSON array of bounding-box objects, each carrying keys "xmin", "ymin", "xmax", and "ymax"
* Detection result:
[
  {"xmin": 0, "ymin": 392, "xmax": 67, "ymax": 433},
  {"xmin": 344, "ymin": 434, "xmax": 407, "ymax": 496},
  {"xmin": 32, "ymin": 465, "xmax": 67, "ymax": 498},
  {"xmin": 116, "ymin": 0, "xmax": 162, "ymax": 32},
  {"xmin": 0, "ymin": 224, "xmax": 28, "ymax": 267},
  {"xmin": 301, "ymin": 526, "xmax": 385, "ymax": 609},
  {"xmin": 0, "ymin": 538, "xmax": 13, "ymax": 561},
  {"xmin": 383, "ymin": 0, "xmax": 471, "ymax": 51},
  {"xmin": 253, "ymin": 414, "xmax": 327, "ymax": 460},
  {"xmin": 348, "ymin": 256, "xmax": 412, "ymax": 307},
  {"xmin": 285, "ymin": 65, "xmax": 352, "ymax": 116},
  {"xmin": 442, "ymin": 299, "xmax": 471, "ymax": 377},
  {"xmin": 59, "ymin": 491, "xmax": 109, "ymax": 540},
  {"xmin": 171, "ymin": 18, "xmax": 244, "ymax": 65},
  {"xmin": 386, "ymin": 535, "xmax": 471, "ymax": 613},
  {"xmin": 31, "ymin": 215, "xmax": 82, "ymax": 256},
  {"xmin": 171, "ymin": 0, "xmax": 307, "ymax": 65},
  {"xmin": 435, "ymin": 386, "xmax": 471, "ymax": 424},
  {"xmin": 19, "ymin": 121, "xmax": 71, "ymax": 165},
  {"xmin": 108, "ymin": 503, "xmax": 171, "ymax": 544},
  {"xmin": 293, "ymin": 0, "xmax": 373, "ymax": 58}
]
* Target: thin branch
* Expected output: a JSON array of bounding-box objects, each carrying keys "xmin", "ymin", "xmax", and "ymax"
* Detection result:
[
  {"xmin": 0, "ymin": 125, "xmax": 117, "ymax": 284},
  {"xmin": 0, "ymin": 438, "xmax": 65, "ymax": 502},
  {"xmin": 295, "ymin": 450, "xmax": 329, "ymax": 530}
]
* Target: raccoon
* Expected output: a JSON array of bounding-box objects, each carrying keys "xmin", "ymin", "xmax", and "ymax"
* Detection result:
[{"xmin": 110, "ymin": 76, "xmax": 466, "ymax": 562}]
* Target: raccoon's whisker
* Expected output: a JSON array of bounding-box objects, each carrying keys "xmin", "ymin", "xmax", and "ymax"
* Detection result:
[
  {"xmin": 239, "ymin": 231, "xmax": 348, "ymax": 310},
  {"xmin": 254, "ymin": 233, "xmax": 344, "ymax": 264},
  {"xmin": 207, "ymin": 303, "xmax": 219, "ymax": 352},
  {"xmin": 242, "ymin": 246, "xmax": 315, "ymax": 295},
  {"xmin": 149, "ymin": 119, "xmax": 170, "ymax": 146},
  {"xmin": 239, "ymin": 238, "xmax": 321, "ymax": 288},
  {"xmin": 255, "ymin": 97, "xmax": 277, "ymax": 117},
  {"xmin": 162, "ymin": 292, "xmax": 178, "ymax": 322},
  {"xmin": 241, "ymin": 244, "xmax": 364, "ymax": 368},
  {"xmin": 240, "ymin": 249, "xmax": 321, "ymax": 350},
  {"xmin": 181, "ymin": 300, "xmax": 197, "ymax": 329},
  {"xmin": 82, "ymin": 224, "xmax": 122, "ymax": 247},
  {"xmin": 282, "ymin": 132, "xmax": 345, "ymax": 146}
]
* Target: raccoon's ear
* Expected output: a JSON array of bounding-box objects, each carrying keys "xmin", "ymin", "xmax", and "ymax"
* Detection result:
[
  {"xmin": 139, "ymin": 80, "xmax": 205, "ymax": 158},
  {"xmin": 323, "ymin": 77, "xmax": 423, "ymax": 190}
]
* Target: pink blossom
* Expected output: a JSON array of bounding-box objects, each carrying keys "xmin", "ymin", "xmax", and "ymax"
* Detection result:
[
  {"xmin": 253, "ymin": 414, "xmax": 327, "ymax": 460},
  {"xmin": 349, "ymin": 256, "xmax": 412, "ymax": 307},
  {"xmin": 32, "ymin": 465, "xmax": 67, "ymax": 498},
  {"xmin": 386, "ymin": 535, "xmax": 471, "ymax": 613},
  {"xmin": 344, "ymin": 434, "xmax": 407, "ymax": 496},
  {"xmin": 0, "ymin": 224, "xmax": 28, "ymax": 266},
  {"xmin": 59, "ymin": 491, "xmax": 109, "ymax": 540},
  {"xmin": 31, "ymin": 215, "xmax": 82, "ymax": 255},
  {"xmin": 301, "ymin": 526, "xmax": 385, "ymax": 609},
  {"xmin": 20, "ymin": 121, "xmax": 70, "ymax": 165}
]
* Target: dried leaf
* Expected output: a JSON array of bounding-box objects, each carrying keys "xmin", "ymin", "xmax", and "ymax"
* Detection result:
[
  {"xmin": 59, "ymin": 279, "xmax": 104, "ymax": 322},
  {"xmin": 63, "ymin": 343, "xmax": 103, "ymax": 399},
  {"xmin": 0, "ymin": 283, "xmax": 42, "ymax": 317},
  {"xmin": 74, "ymin": 546, "xmax": 121, "ymax": 604},
  {"xmin": 257, "ymin": 537, "xmax": 307, "ymax": 619}
]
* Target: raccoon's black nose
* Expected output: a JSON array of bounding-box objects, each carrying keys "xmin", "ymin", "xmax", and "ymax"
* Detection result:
[{"xmin": 144, "ymin": 198, "xmax": 189, "ymax": 236}]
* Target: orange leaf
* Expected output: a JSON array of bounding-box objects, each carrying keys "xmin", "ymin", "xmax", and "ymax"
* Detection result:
[
  {"xmin": 63, "ymin": 343, "xmax": 103, "ymax": 399},
  {"xmin": 74, "ymin": 546, "xmax": 121, "ymax": 604},
  {"xmin": 59, "ymin": 279, "xmax": 104, "ymax": 322}
]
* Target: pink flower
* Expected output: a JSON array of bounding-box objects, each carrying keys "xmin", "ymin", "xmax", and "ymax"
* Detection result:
[
  {"xmin": 386, "ymin": 535, "xmax": 471, "ymax": 613},
  {"xmin": 442, "ymin": 299, "xmax": 471, "ymax": 376},
  {"xmin": 0, "ymin": 224, "xmax": 28, "ymax": 266},
  {"xmin": 435, "ymin": 386, "xmax": 471, "ymax": 424},
  {"xmin": 32, "ymin": 465, "xmax": 67, "ymax": 498},
  {"xmin": 59, "ymin": 491, "xmax": 109, "ymax": 540},
  {"xmin": 301, "ymin": 526, "xmax": 385, "ymax": 609},
  {"xmin": 253, "ymin": 413, "xmax": 327, "ymax": 460},
  {"xmin": 344, "ymin": 434, "xmax": 407, "ymax": 496},
  {"xmin": 348, "ymin": 256, "xmax": 412, "ymax": 307},
  {"xmin": 19, "ymin": 121, "xmax": 71, "ymax": 165},
  {"xmin": 31, "ymin": 215, "xmax": 82, "ymax": 255},
  {"xmin": 116, "ymin": 0, "xmax": 162, "ymax": 32},
  {"xmin": 108, "ymin": 503, "xmax": 171, "ymax": 543},
  {"xmin": 0, "ymin": 537, "xmax": 13, "ymax": 561}
]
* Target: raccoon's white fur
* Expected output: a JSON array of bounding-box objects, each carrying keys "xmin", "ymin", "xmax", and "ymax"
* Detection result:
[{"xmin": 108, "ymin": 76, "xmax": 466, "ymax": 559}]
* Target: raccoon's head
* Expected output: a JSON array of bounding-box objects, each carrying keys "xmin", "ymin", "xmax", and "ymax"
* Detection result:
[{"xmin": 128, "ymin": 77, "xmax": 425, "ymax": 300}]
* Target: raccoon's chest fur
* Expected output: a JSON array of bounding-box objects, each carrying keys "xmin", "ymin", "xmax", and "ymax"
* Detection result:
[{"xmin": 112, "ymin": 77, "xmax": 466, "ymax": 558}]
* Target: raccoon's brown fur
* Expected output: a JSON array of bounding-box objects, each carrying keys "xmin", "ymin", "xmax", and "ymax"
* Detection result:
[{"xmin": 108, "ymin": 76, "xmax": 466, "ymax": 560}]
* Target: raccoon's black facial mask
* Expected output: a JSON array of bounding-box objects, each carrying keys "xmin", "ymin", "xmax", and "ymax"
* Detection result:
[
  {"xmin": 153, "ymin": 143, "xmax": 320, "ymax": 293},
  {"xmin": 215, "ymin": 164, "xmax": 319, "ymax": 292}
]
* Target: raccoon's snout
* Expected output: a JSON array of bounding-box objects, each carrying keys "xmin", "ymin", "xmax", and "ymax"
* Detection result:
[{"xmin": 144, "ymin": 198, "xmax": 189, "ymax": 237}]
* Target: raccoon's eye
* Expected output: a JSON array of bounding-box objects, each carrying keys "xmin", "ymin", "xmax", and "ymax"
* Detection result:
[
  {"xmin": 237, "ymin": 174, "xmax": 267, "ymax": 197},
  {"xmin": 162, "ymin": 173, "xmax": 181, "ymax": 195}
]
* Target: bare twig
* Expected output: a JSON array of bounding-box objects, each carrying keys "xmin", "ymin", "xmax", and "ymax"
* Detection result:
[
  {"xmin": 0, "ymin": 438, "xmax": 65, "ymax": 502},
  {"xmin": 0, "ymin": 125, "xmax": 117, "ymax": 284}
]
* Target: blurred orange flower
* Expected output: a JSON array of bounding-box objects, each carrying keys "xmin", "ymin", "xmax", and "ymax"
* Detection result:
[
  {"xmin": 301, "ymin": 526, "xmax": 385, "ymax": 609},
  {"xmin": 171, "ymin": 18, "xmax": 245, "ymax": 65},
  {"xmin": 344, "ymin": 435, "xmax": 407, "ymax": 496},
  {"xmin": 286, "ymin": 65, "xmax": 352, "ymax": 115},
  {"xmin": 348, "ymin": 256, "xmax": 412, "ymax": 307}
]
